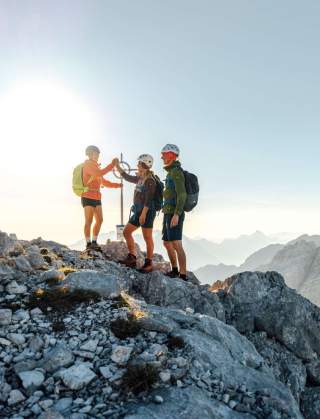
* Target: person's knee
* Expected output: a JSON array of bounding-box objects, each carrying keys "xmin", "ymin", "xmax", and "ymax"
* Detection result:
[
  {"xmin": 172, "ymin": 240, "xmax": 183, "ymax": 251},
  {"xmin": 123, "ymin": 227, "xmax": 131, "ymax": 239},
  {"xmin": 163, "ymin": 240, "xmax": 172, "ymax": 250}
]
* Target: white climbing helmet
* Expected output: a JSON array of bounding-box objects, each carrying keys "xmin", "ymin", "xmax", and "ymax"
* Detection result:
[
  {"xmin": 137, "ymin": 154, "xmax": 154, "ymax": 169},
  {"xmin": 161, "ymin": 144, "xmax": 180, "ymax": 156}
]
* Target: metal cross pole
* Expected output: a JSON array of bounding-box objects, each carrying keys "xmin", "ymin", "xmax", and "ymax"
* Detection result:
[{"xmin": 113, "ymin": 153, "xmax": 136, "ymax": 240}]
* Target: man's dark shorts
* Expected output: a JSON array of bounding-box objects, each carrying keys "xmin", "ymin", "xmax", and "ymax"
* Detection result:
[
  {"xmin": 81, "ymin": 197, "xmax": 102, "ymax": 208},
  {"xmin": 129, "ymin": 209, "xmax": 156, "ymax": 229},
  {"xmin": 162, "ymin": 212, "xmax": 185, "ymax": 242}
]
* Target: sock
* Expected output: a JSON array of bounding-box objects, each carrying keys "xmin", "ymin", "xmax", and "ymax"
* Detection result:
[
  {"xmin": 86, "ymin": 238, "xmax": 91, "ymax": 244},
  {"xmin": 172, "ymin": 267, "xmax": 179, "ymax": 274},
  {"xmin": 145, "ymin": 258, "xmax": 152, "ymax": 266},
  {"xmin": 92, "ymin": 236, "xmax": 98, "ymax": 243},
  {"xmin": 179, "ymin": 273, "xmax": 187, "ymax": 280}
]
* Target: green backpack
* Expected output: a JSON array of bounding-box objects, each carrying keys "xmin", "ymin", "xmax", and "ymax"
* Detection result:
[{"xmin": 72, "ymin": 163, "xmax": 94, "ymax": 196}]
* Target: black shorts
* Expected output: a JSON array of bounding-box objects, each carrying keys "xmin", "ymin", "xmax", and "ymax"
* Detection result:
[
  {"xmin": 162, "ymin": 212, "xmax": 185, "ymax": 242},
  {"xmin": 129, "ymin": 209, "xmax": 156, "ymax": 229},
  {"xmin": 81, "ymin": 197, "xmax": 102, "ymax": 208}
]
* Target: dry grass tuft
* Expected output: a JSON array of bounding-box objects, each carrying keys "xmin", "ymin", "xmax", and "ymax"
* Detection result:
[
  {"xmin": 27, "ymin": 287, "xmax": 100, "ymax": 314},
  {"xmin": 110, "ymin": 316, "xmax": 141, "ymax": 340},
  {"xmin": 122, "ymin": 363, "xmax": 158, "ymax": 395},
  {"xmin": 167, "ymin": 335, "xmax": 185, "ymax": 350}
]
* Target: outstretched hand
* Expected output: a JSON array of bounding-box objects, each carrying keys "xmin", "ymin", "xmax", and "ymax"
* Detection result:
[{"xmin": 112, "ymin": 158, "xmax": 119, "ymax": 167}]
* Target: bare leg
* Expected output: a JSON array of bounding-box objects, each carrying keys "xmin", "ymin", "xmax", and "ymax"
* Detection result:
[
  {"xmin": 84, "ymin": 206, "xmax": 94, "ymax": 241},
  {"xmin": 93, "ymin": 205, "xmax": 103, "ymax": 239},
  {"xmin": 163, "ymin": 240, "xmax": 178, "ymax": 269},
  {"xmin": 172, "ymin": 240, "xmax": 187, "ymax": 275},
  {"xmin": 142, "ymin": 227, "xmax": 154, "ymax": 259},
  {"xmin": 123, "ymin": 223, "xmax": 139, "ymax": 255}
]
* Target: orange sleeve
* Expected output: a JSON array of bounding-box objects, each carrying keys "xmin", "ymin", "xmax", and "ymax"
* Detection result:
[
  {"xmin": 102, "ymin": 178, "xmax": 121, "ymax": 188},
  {"xmin": 86, "ymin": 162, "xmax": 114, "ymax": 177}
]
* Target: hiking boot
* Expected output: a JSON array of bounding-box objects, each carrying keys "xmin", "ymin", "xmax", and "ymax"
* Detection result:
[
  {"xmin": 90, "ymin": 241, "xmax": 102, "ymax": 252},
  {"xmin": 165, "ymin": 269, "xmax": 180, "ymax": 278},
  {"xmin": 85, "ymin": 242, "xmax": 92, "ymax": 251},
  {"xmin": 179, "ymin": 273, "xmax": 188, "ymax": 281},
  {"xmin": 119, "ymin": 253, "xmax": 137, "ymax": 268},
  {"xmin": 139, "ymin": 259, "xmax": 153, "ymax": 274}
]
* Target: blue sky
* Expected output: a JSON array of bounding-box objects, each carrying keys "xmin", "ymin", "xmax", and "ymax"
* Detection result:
[{"xmin": 1, "ymin": 0, "xmax": 320, "ymax": 243}]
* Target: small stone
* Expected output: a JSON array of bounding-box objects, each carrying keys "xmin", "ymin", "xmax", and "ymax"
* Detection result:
[
  {"xmin": 53, "ymin": 397, "xmax": 73, "ymax": 412},
  {"xmin": 61, "ymin": 364, "xmax": 96, "ymax": 390},
  {"xmin": 99, "ymin": 366, "xmax": 114, "ymax": 379},
  {"xmin": 38, "ymin": 410, "xmax": 64, "ymax": 419},
  {"xmin": 154, "ymin": 395, "xmax": 164, "ymax": 404},
  {"xmin": 0, "ymin": 337, "xmax": 11, "ymax": 346},
  {"xmin": 41, "ymin": 269, "xmax": 65, "ymax": 282},
  {"xmin": 8, "ymin": 333, "xmax": 26, "ymax": 346},
  {"xmin": 229, "ymin": 400, "xmax": 238, "ymax": 409},
  {"xmin": 176, "ymin": 380, "xmax": 183, "ymax": 388},
  {"xmin": 111, "ymin": 346, "xmax": 133, "ymax": 365},
  {"xmin": 27, "ymin": 248, "xmax": 45, "ymax": 269},
  {"xmin": 222, "ymin": 394, "xmax": 230, "ymax": 404},
  {"xmin": 186, "ymin": 307, "xmax": 194, "ymax": 314},
  {"xmin": 30, "ymin": 308, "xmax": 43, "ymax": 317},
  {"xmin": 159, "ymin": 371, "xmax": 171, "ymax": 383},
  {"xmin": 80, "ymin": 339, "xmax": 99, "ymax": 353},
  {"xmin": 32, "ymin": 404, "xmax": 43, "ymax": 415},
  {"xmin": 29, "ymin": 336, "xmax": 44, "ymax": 352},
  {"xmin": 39, "ymin": 399, "xmax": 54, "ymax": 410},
  {"xmin": 0, "ymin": 309, "xmax": 12, "ymax": 325},
  {"xmin": 79, "ymin": 405, "xmax": 92, "ymax": 413},
  {"xmin": 6, "ymin": 280, "xmax": 27, "ymax": 294},
  {"xmin": 14, "ymin": 360, "xmax": 38, "ymax": 374},
  {"xmin": 42, "ymin": 345, "xmax": 74, "ymax": 372},
  {"xmin": 15, "ymin": 255, "xmax": 32, "ymax": 272},
  {"xmin": 8, "ymin": 389, "xmax": 26, "ymax": 405},
  {"xmin": 18, "ymin": 370, "xmax": 45, "ymax": 390},
  {"xmin": 12, "ymin": 309, "xmax": 30, "ymax": 322},
  {"xmin": 175, "ymin": 357, "xmax": 187, "ymax": 368}
]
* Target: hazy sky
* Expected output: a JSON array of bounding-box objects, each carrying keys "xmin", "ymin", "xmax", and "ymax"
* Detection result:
[{"xmin": 1, "ymin": 0, "xmax": 320, "ymax": 244}]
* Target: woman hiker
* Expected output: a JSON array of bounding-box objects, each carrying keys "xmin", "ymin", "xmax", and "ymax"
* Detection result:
[
  {"xmin": 114, "ymin": 154, "xmax": 158, "ymax": 273},
  {"xmin": 81, "ymin": 145, "xmax": 122, "ymax": 251}
]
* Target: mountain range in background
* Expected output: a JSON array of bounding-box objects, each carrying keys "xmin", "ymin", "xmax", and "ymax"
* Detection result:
[
  {"xmin": 196, "ymin": 234, "xmax": 320, "ymax": 307},
  {"xmin": 70, "ymin": 230, "xmax": 299, "ymax": 270}
]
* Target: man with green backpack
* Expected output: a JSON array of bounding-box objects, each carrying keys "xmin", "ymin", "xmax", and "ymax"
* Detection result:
[
  {"xmin": 161, "ymin": 144, "xmax": 199, "ymax": 281},
  {"xmin": 73, "ymin": 145, "xmax": 122, "ymax": 251}
]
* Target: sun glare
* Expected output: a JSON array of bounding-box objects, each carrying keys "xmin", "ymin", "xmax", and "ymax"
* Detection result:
[{"xmin": 0, "ymin": 81, "xmax": 102, "ymax": 170}]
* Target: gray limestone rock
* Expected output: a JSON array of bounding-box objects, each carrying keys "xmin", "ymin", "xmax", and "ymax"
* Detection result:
[{"xmin": 61, "ymin": 270, "xmax": 121, "ymax": 298}]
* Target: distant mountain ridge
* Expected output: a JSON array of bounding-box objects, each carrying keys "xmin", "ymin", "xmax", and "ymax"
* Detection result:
[
  {"xmin": 196, "ymin": 234, "xmax": 320, "ymax": 307},
  {"xmin": 195, "ymin": 243, "xmax": 284, "ymax": 284},
  {"xmin": 70, "ymin": 230, "xmax": 298, "ymax": 270}
]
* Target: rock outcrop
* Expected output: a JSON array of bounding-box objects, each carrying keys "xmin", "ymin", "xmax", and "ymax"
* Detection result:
[{"xmin": 1, "ymin": 230, "xmax": 319, "ymax": 418}]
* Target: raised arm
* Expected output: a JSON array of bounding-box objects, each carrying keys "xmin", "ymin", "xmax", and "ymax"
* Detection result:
[
  {"xmin": 101, "ymin": 178, "xmax": 122, "ymax": 189},
  {"xmin": 120, "ymin": 170, "xmax": 139, "ymax": 184},
  {"xmin": 86, "ymin": 161, "xmax": 115, "ymax": 177}
]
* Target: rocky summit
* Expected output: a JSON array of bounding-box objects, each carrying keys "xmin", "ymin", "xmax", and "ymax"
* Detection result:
[{"xmin": 0, "ymin": 231, "xmax": 319, "ymax": 418}]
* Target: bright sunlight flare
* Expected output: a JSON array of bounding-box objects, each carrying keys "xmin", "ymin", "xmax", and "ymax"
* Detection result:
[{"xmin": 0, "ymin": 80, "xmax": 102, "ymax": 173}]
